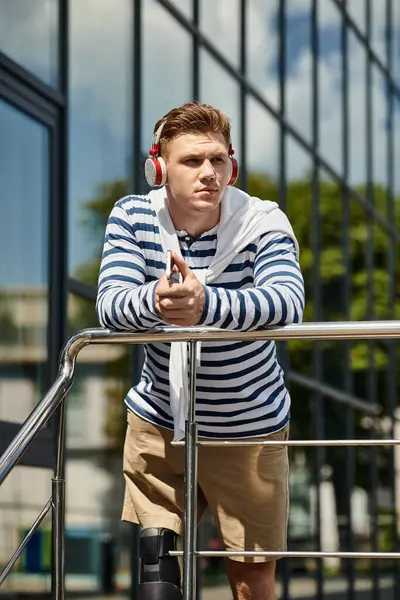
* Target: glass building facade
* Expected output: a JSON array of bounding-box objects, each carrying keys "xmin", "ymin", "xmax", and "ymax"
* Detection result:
[{"xmin": 0, "ymin": 1, "xmax": 399, "ymax": 598}]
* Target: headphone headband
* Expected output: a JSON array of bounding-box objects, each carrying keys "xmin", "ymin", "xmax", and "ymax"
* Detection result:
[{"xmin": 150, "ymin": 121, "xmax": 235, "ymax": 157}]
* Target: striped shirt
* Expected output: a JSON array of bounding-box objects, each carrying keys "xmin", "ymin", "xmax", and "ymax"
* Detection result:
[{"xmin": 96, "ymin": 194, "xmax": 305, "ymax": 438}]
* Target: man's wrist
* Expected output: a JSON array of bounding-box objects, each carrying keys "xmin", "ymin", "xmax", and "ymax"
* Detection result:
[{"xmin": 197, "ymin": 284, "xmax": 210, "ymax": 325}]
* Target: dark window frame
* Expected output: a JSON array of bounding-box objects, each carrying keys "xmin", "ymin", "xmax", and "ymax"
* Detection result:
[{"xmin": 0, "ymin": 49, "xmax": 67, "ymax": 470}]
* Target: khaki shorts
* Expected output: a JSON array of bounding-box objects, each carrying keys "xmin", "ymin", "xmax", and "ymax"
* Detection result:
[{"xmin": 122, "ymin": 410, "xmax": 289, "ymax": 563}]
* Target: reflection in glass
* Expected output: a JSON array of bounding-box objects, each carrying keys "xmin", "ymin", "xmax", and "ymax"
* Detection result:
[
  {"xmin": 246, "ymin": 95, "xmax": 279, "ymax": 194},
  {"xmin": 142, "ymin": 0, "xmax": 192, "ymax": 153},
  {"xmin": 319, "ymin": 172, "xmax": 345, "ymax": 386},
  {"xmin": 395, "ymin": 101, "xmax": 400, "ymax": 222},
  {"xmin": 66, "ymin": 294, "xmax": 133, "ymax": 593},
  {"xmin": 346, "ymin": 0, "xmax": 365, "ymax": 34},
  {"xmin": 318, "ymin": 0, "xmax": 342, "ymax": 176},
  {"xmin": 372, "ymin": 66, "xmax": 388, "ymax": 216},
  {"xmin": 349, "ymin": 201, "xmax": 369, "ymax": 399},
  {"xmin": 0, "ymin": 100, "xmax": 49, "ymax": 424},
  {"xmin": 68, "ymin": 0, "xmax": 133, "ymax": 283},
  {"xmin": 285, "ymin": 135, "xmax": 313, "ymax": 367},
  {"xmin": 170, "ymin": 0, "xmax": 192, "ymax": 20},
  {"xmin": 200, "ymin": 50, "xmax": 241, "ymax": 162},
  {"xmin": 0, "ymin": 466, "xmax": 52, "ymax": 594},
  {"xmin": 348, "ymin": 32, "xmax": 367, "ymax": 188},
  {"xmin": 371, "ymin": 2, "xmax": 386, "ymax": 65},
  {"xmin": 201, "ymin": 0, "xmax": 240, "ymax": 68},
  {"xmin": 285, "ymin": 0, "xmax": 312, "ymax": 142},
  {"xmin": 0, "ymin": 0, "xmax": 58, "ymax": 87},
  {"xmin": 246, "ymin": 0, "xmax": 279, "ymax": 110},
  {"xmin": 394, "ymin": 2, "xmax": 400, "ymax": 85}
]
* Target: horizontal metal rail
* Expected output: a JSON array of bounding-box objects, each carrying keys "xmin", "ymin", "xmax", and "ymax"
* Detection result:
[
  {"xmin": 170, "ymin": 550, "xmax": 400, "ymax": 560},
  {"xmin": 172, "ymin": 439, "xmax": 400, "ymax": 447},
  {"xmin": 1, "ymin": 320, "xmax": 400, "ymax": 598}
]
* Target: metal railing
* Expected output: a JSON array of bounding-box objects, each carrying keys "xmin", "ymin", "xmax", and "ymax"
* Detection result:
[{"xmin": 1, "ymin": 320, "xmax": 400, "ymax": 599}]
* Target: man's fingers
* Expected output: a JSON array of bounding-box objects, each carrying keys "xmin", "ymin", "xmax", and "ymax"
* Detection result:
[
  {"xmin": 157, "ymin": 283, "xmax": 190, "ymax": 298},
  {"xmin": 159, "ymin": 297, "xmax": 194, "ymax": 310},
  {"xmin": 170, "ymin": 251, "xmax": 191, "ymax": 280}
]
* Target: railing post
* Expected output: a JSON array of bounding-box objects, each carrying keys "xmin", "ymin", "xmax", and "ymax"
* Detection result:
[
  {"xmin": 52, "ymin": 476, "xmax": 65, "ymax": 600},
  {"xmin": 52, "ymin": 397, "xmax": 67, "ymax": 600},
  {"xmin": 183, "ymin": 341, "xmax": 199, "ymax": 599}
]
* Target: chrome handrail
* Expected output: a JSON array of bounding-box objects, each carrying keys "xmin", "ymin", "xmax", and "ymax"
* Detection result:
[{"xmin": 0, "ymin": 320, "xmax": 399, "ymax": 599}]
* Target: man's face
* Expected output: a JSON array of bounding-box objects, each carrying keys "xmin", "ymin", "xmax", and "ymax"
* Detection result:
[{"xmin": 164, "ymin": 131, "xmax": 231, "ymax": 214}]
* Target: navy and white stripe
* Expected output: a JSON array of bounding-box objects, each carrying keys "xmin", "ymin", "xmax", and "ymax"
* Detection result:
[{"xmin": 96, "ymin": 194, "xmax": 305, "ymax": 438}]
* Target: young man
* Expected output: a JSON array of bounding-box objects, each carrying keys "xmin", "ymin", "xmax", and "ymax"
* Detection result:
[{"xmin": 96, "ymin": 103, "xmax": 305, "ymax": 600}]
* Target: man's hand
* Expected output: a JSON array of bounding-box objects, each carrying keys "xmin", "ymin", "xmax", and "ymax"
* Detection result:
[{"xmin": 155, "ymin": 252, "xmax": 205, "ymax": 326}]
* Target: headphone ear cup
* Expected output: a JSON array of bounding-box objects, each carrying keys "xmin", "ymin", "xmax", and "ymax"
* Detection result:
[
  {"xmin": 228, "ymin": 156, "xmax": 239, "ymax": 186},
  {"xmin": 144, "ymin": 156, "xmax": 168, "ymax": 187}
]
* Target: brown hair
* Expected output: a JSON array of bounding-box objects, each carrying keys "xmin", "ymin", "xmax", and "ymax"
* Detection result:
[{"xmin": 153, "ymin": 103, "xmax": 231, "ymax": 155}]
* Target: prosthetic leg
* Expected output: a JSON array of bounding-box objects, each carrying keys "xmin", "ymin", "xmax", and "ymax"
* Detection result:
[{"xmin": 137, "ymin": 527, "xmax": 183, "ymax": 599}]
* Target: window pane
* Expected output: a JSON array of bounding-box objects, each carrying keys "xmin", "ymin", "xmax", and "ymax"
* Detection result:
[
  {"xmin": 285, "ymin": 136, "xmax": 313, "ymax": 366},
  {"xmin": 372, "ymin": 66, "xmax": 388, "ymax": 217},
  {"xmin": 246, "ymin": 96, "xmax": 279, "ymax": 193},
  {"xmin": 0, "ymin": 0, "xmax": 58, "ymax": 87},
  {"xmin": 201, "ymin": 0, "xmax": 240, "ymax": 68},
  {"xmin": 142, "ymin": 0, "xmax": 192, "ymax": 155},
  {"xmin": 349, "ymin": 200, "xmax": 369, "ymax": 397},
  {"xmin": 394, "ymin": 1, "xmax": 400, "ymax": 86},
  {"xmin": 0, "ymin": 100, "xmax": 49, "ymax": 424},
  {"xmin": 68, "ymin": 0, "xmax": 133, "ymax": 284},
  {"xmin": 319, "ymin": 172, "xmax": 346, "ymax": 387},
  {"xmin": 371, "ymin": 2, "xmax": 386, "ymax": 66},
  {"xmin": 200, "ymin": 51, "xmax": 241, "ymax": 162},
  {"xmin": 349, "ymin": 32, "xmax": 367, "ymax": 187},
  {"xmin": 246, "ymin": 0, "xmax": 279, "ymax": 110},
  {"xmin": 66, "ymin": 294, "xmax": 134, "ymax": 593},
  {"xmin": 0, "ymin": 466, "xmax": 52, "ymax": 594},
  {"xmin": 318, "ymin": 0, "xmax": 342, "ymax": 176},
  {"xmin": 346, "ymin": 0, "xmax": 365, "ymax": 34},
  {"xmin": 170, "ymin": 0, "xmax": 192, "ymax": 20},
  {"xmin": 285, "ymin": 0, "xmax": 312, "ymax": 141},
  {"xmin": 395, "ymin": 100, "xmax": 400, "ymax": 226}
]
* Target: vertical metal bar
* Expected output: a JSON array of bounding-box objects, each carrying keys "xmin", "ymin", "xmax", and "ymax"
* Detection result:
[
  {"xmin": 129, "ymin": 3, "xmax": 143, "ymax": 599},
  {"xmin": 50, "ymin": 0, "xmax": 69, "ymax": 461},
  {"xmin": 279, "ymin": 0, "xmax": 287, "ymax": 214},
  {"xmin": 239, "ymin": 0, "xmax": 247, "ymax": 191},
  {"xmin": 192, "ymin": 2, "xmax": 201, "ymax": 594},
  {"xmin": 341, "ymin": 2, "xmax": 355, "ymax": 598},
  {"xmin": 193, "ymin": 7, "xmax": 201, "ymax": 592},
  {"xmin": 192, "ymin": 0, "xmax": 200, "ymax": 101},
  {"xmin": 49, "ymin": 0, "xmax": 68, "ymax": 384},
  {"xmin": 133, "ymin": 0, "xmax": 143, "ymax": 194},
  {"xmin": 385, "ymin": 1, "xmax": 399, "ymax": 597},
  {"xmin": 183, "ymin": 341, "xmax": 199, "ymax": 599},
  {"xmin": 279, "ymin": 2, "xmax": 290, "ymax": 597},
  {"xmin": 51, "ymin": 3, "xmax": 69, "ymax": 598},
  {"xmin": 311, "ymin": 1, "xmax": 324, "ymax": 598},
  {"xmin": 52, "ymin": 477, "xmax": 66, "ymax": 600},
  {"xmin": 365, "ymin": 2, "xmax": 379, "ymax": 598}
]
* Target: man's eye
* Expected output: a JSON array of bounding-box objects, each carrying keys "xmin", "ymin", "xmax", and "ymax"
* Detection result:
[
  {"xmin": 185, "ymin": 158, "xmax": 199, "ymax": 165},
  {"xmin": 213, "ymin": 157, "xmax": 225, "ymax": 163}
]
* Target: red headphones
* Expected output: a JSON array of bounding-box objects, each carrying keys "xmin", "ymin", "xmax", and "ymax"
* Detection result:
[{"xmin": 144, "ymin": 121, "xmax": 239, "ymax": 188}]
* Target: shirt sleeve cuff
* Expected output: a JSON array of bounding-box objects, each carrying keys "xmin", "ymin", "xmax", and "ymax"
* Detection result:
[
  {"xmin": 141, "ymin": 280, "xmax": 163, "ymax": 322},
  {"xmin": 197, "ymin": 285, "xmax": 211, "ymax": 325}
]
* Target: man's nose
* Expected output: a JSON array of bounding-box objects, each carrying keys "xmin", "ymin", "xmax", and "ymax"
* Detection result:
[{"xmin": 200, "ymin": 159, "xmax": 215, "ymax": 179}]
